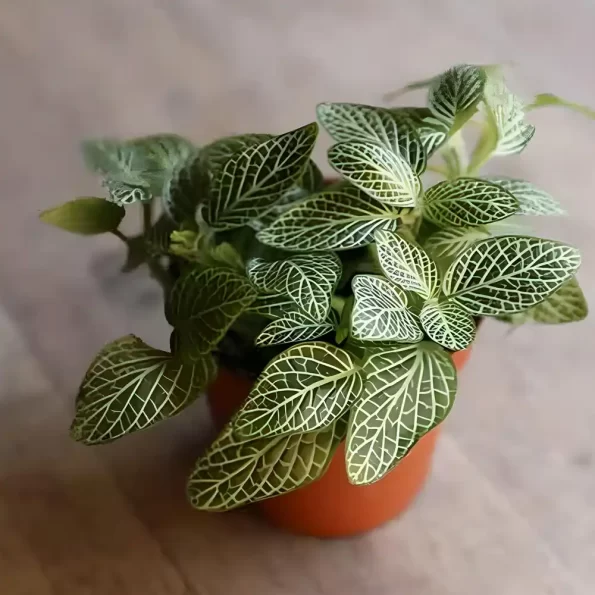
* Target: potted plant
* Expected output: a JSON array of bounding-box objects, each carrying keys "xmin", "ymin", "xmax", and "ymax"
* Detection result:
[{"xmin": 41, "ymin": 64, "xmax": 590, "ymax": 538}]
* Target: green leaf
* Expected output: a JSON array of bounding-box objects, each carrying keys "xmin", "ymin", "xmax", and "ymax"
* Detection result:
[
  {"xmin": 257, "ymin": 183, "xmax": 401, "ymax": 252},
  {"xmin": 443, "ymin": 236, "xmax": 581, "ymax": 315},
  {"xmin": 423, "ymin": 178, "xmax": 519, "ymax": 228},
  {"xmin": 391, "ymin": 107, "xmax": 448, "ymax": 157},
  {"xmin": 169, "ymin": 230, "xmax": 244, "ymax": 271},
  {"xmin": 346, "ymin": 342, "xmax": 456, "ymax": 485},
  {"xmin": 525, "ymin": 93, "xmax": 595, "ymax": 118},
  {"xmin": 71, "ymin": 335, "xmax": 215, "ymax": 445},
  {"xmin": 482, "ymin": 176, "xmax": 564, "ymax": 216},
  {"xmin": 317, "ymin": 103, "xmax": 427, "ymax": 174},
  {"xmin": 420, "ymin": 300, "xmax": 476, "ymax": 351},
  {"xmin": 328, "ymin": 142, "xmax": 420, "ymax": 207},
  {"xmin": 375, "ymin": 230, "xmax": 440, "ymax": 299},
  {"xmin": 428, "ymin": 64, "xmax": 487, "ymax": 129},
  {"xmin": 200, "ymin": 133, "xmax": 271, "ymax": 171},
  {"xmin": 424, "ymin": 226, "xmax": 491, "ymax": 261},
  {"xmin": 130, "ymin": 133, "xmax": 196, "ymax": 175},
  {"xmin": 167, "ymin": 267, "xmax": 257, "ymax": 356},
  {"xmin": 441, "ymin": 130, "xmax": 468, "ymax": 179},
  {"xmin": 187, "ymin": 415, "xmax": 346, "ymax": 511},
  {"xmin": 255, "ymin": 311, "xmax": 335, "ymax": 346},
  {"xmin": 163, "ymin": 154, "xmax": 207, "ymax": 224},
  {"xmin": 104, "ymin": 179, "xmax": 152, "ymax": 206},
  {"xmin": 351, "ymin": 275, "xmax": 423, "ymax": 343},
  {"xmin": 40, "ymin": 197, "xmax": 125, "ymax": 235},
  {"xmin": 247, "ymin": 253, "xmax": 342, "ymax": 322},
  {"xmin": 246, "ymin": 293, "xmax": 300, "ymax": 319},
  {"xmin": 81, "ymin": 139, "xmax": 150, "ymax": 186},
  {"xmin": 234, "ymin": 342, "xmax": 363, "ymax": 439},
  {"xmin": 499, "ymin": 276, "xmax": 588, "ymax": 325},
  {"xmin": 204, "ymin": 123, "xmax": 318, "ymax": 230}
]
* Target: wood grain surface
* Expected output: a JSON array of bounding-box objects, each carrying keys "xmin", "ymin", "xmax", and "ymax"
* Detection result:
[{"xmin": 1, "ymin": 1, "xmax": 594, "ymax": 593}]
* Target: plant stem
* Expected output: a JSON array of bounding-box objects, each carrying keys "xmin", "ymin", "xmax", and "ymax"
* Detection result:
[
  {"xmin": 111, "ymin": 229, "xmax": 128, "ymax": 243},
  {"xmin": 142, "ymin": 201, "xmax": 152, "ymax": 232}
]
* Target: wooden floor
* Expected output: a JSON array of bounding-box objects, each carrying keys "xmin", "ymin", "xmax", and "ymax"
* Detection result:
[{"xmin": 1, "ymin": 1, "xmax": 595, "ymax": 593}]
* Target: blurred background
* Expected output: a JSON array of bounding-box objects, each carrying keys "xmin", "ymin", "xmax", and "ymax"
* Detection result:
[{"xmin": 1, "ymin": 1, "xmax": 594, "ymax": 594}]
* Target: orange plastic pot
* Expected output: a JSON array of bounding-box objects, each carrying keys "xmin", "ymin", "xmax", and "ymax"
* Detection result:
[{"xmin": 207, "ymin": 348, "xmax": 472, "ymax": 537}]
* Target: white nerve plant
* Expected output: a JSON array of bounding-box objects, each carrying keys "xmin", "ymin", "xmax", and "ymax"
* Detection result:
[{"xmin": 42, "ymin": 64, "xmax": 590, "ymax": 510}]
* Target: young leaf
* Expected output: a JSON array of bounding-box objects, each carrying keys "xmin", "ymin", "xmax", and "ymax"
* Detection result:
[
  {"xmin": 317, "ymin": 103, "xmax": 427, "ymax": 174},
  {"xmin": 375, "ymin": 230, "xmax": 440, "ymax": 299},
  {"xmin": 187, "ymin": 415, "xmax": 346, "ymax": 511},
  {"xmin": 233, "ymin": 342, "xmax": 363, "ymax": 439},
  {"xmin": 351, "ymin": 275, "xmax": 423, "ymax": 343},
  {"xmin": 257, "ymin": 183, "xmax": 401, "ymax": 252},
  {"xmin": 166, "ymin": 267, "xmax": 257, "ymax": 356},
  {"xmin": 71, "ymin": 335, "xmax": 215, "ymax": 445},
  {"xmin": 443, "ymin": 236, "xmax": 581, "ymax": 315},
  {"xmin": 40, "ymin": 197, "xmax": 125, "ymax": 235},
  {"xmin": 428, "ymin": 64, "xmax": 487, "ymax": 129},
  {"xmin": 104, "ymin": 179, "xmax": 152, "ymax": 206},
  {"xmin": 255, "ymin": 311, "xmax": 335, "ymax": 346},
  {"xmin": 423, "ymin": 178, "xmax": 519, "ymax": 228},
  {"xmin": 327, "ymin": 141, "xmax": 420, "ymax": 207},
  {"xmin": 163, "ymin": 154, "xmax": 207, "ymax": 224},
  {"xmin": 247, "ymin": 253, "xmax": 342, "ymax": 322},
  {"xmin": 204, "ymin": 123, "xmax": 318, "ymax": 230},
  {"xmin": 482, "ymin": 176, "xmax": 565, "ymax": 216},
  {"xmin": 346, "ymin": 342, "xmax": 456, "ymax": 485},
  {"xmin": 525, "ymin": 93, "xmax": 595, "ymax": 118},
  {"xmin": 424, "ymin": 226, "xmax": 491, "ymax": 260},
  {"xmin": 420, "ymin": 300, "xmax": 476, "ymax": 351},
  {"xmin": 499, "ymin": 277, "xmax": 588, "ymax": 325}
]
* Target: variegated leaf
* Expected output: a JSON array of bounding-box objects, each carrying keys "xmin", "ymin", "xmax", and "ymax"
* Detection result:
[
  {"xmin": 40, "ymin": 197, "xmax": 124, "ymax": 235},
  {"xmin": 346, "ymin": 342, "xmax": 456, "ymax": 485},
  {"xmin": 246, "ymin": 293, "xmax": 301, "ymax": 319},
  {"xmin": 163, "ymin": 154, "xmax": 207, "ymax": 224},
  {"xmin": 443, "ymin": 236, "xmax": 581, "ymax": 315},
  {"xmin": 351, "ymin": 275, "xmax": 423, "ymax": 343},
  {"xmin": 234, "ymin": 342, "xmax": 363, "ymax": 439},
  {"xmin": 420, "ymin": 300, "xmax": 476, "ymax": 351},
  {"xmin": 317, "ymin": 103, "xmax": 426, "ymax": 174},
  {"xmin": 200, "ymin": 133, "xmax": 271, "ymax": 171},
  {"xmin": 187, "ymin": 415, "xmax": 347, "ymax": 511},
  {"xmin": 375, "ymin": 230, "xmax": 440, "ymax": 299},
  {"xmin": 423, "ymin": 178, "xmax": 519, "ymax": 228},
  {"xmin": 247, "ymin": 253, "xmax": 341, "ymax": 322},
  {"xmin": 392, "ymin": 107, "xmax": 448, "ymax": 156},
  {"xmin": 255, "ymin": 311, "xmax": 335, "ymax": 346},
  {"xmin": 423, "ymin": 226, "xmax": 491, "ymax": 261},
  {"xmin": 327, "ymin": 141, "xmax": 420, "ymax": 207},
  {"xmin": 166, "ymin": 267, "xmax": 257, "ymax": 356},
  {"xmin": 71, "ymin": 335, "xmax": 215, "ymax": 445},
  {"xmin": 204, "ymin": 123, "xmax": 318, "ymax": 230},
  {"xmin": 257, "ymin": 183, "xmax": 401, "ymax": 252},
  {"xmin": 483, "ymin": 176, "xmax": 564, "ymax": 216},
  {"xmin": 104, "ymin": 179, "xmax": 152, "ymax": 205}
]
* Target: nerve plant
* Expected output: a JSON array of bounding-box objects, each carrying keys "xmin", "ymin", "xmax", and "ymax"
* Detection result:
[{"xmin": 42, "ymin": 64, "xmax": 590, "ymax": 510}]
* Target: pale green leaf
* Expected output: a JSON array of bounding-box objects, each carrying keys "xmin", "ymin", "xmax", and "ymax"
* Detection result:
[
  {"xmin": 346, "ymin": 342, "xmax": 456, "ymax": 484},
  {"xmin": 483, "ymin": 176, "xmax": 564, "ymax": 216},
  {"xmin": 163, "ymin": 154, "xmax": 207, "ymax": 224},
  {"xmin": 204, "ymin": 123, "xmax": 318, "ymax": 230},
  {"xmin": 81, "ymin": 139, "xmax": 150, "ymax": 186},
  {"xmin": 40, "ymin": 197, "xmax": 124, "ymax": 235},
  {"xmin": 424, "ymin": 226, "xmax": 491, "ymax": 261},
  {"xmin": 351, "ymin": 275, "xmax": 423, "ymax": 343},
  {"xmin": 187, "ymin": 415, "xmax": 346, "ymax": 511},
  {"xmin": 328, "ymin": 141, "xmax": 420, "ymax": 207},
  {"xmin": 104, "ymin": 179, "xmax": 152, "ymax": 206},
  {"xmin": 169, "ymin": 230, "xmax": 244, "ymax": 271},
  {"xmin": 257, "ymin": 183, "xmax": 401, "ymax": 252},
  {"xmin": 234, "ymin": 342, "xmax": 363, "ymax": 439},
  {"xmin": 255, "ymin": 311, "xmax": 335, "ymax": 346},
  {"xmin": 166, "ymin": 267, "xmax": 257, "ymax": 356},
  {"xmin": 441, "ymin": 130, "xmax": 468, "ymax": 179},
  {"xmin": 130, "ymin": 134, "xmax": 196, "ymax": 174},
  {"xmin": 443, "ymin": 236, "xmax": 581, "ymax": 315},
  {"xmin": 424, "ymin": 178, "xmax": 519, "ymax": 228},
  {"xmin": 317, "ymin": 103, "xmax": 427, "ymax": 174},
  {"xmin": 375, "ymin": 230, "xmax": 440, "ymax": 299},
  {"xmin": 247, "ymin": 253, "xmax": 342, "ymax": 322},
  {"xmin": 71, "ymin": 335, "xmax": 215, "ymax": 445},
  {"xmin": 525, "ymin": 93, "xmax": 595, "ymax": 118},
  {"xmin": 420, "ymin": 300, "xmax": 476, "ymax": 351}
]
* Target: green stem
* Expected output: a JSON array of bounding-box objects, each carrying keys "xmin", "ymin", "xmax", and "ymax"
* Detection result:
[
  {"xmin": 142, "ymin": 201, "xmax": 172, "ymax": 294},
  {"xmin": 111, "ymin": 229, "xmax": 128, "ymax": 243},
  {"xmin": 142, "ymin": 201, "xmax": 152, "ymax": 232}
]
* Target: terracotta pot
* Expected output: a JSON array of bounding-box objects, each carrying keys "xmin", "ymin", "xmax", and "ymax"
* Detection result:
[{"xmin": 207, "ymin": 348, "xmax": 472, "ymax": 537}]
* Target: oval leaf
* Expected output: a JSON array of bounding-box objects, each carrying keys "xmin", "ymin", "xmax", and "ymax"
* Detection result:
[
  {"xmin": 247, "ymin": 253, "xmax": 342, "ymax": 322},
  {"xmin": 247, "ymin": 293, "xmax": 301, "ymax": 319},
  {"xmin": 255, "ymin": 311, "xmax": 335, "ymax": 346},
  {"xmin": 483, "ymin": 176, "xmax": 564, "ymax": 216},
  {"xmin": 420, "ymin": 301, "xmax": 476, "ymax": 351},
  {"xmin": 443, "ymin": 236, "xmax": 581, "ymax": 315},
  {"xmin": 424, "ymin": 178, "xmax": 519, "ymax": 228},
  {"xmin": 347, "ymin": 342, "xmax": 457, "ymax": 485},
  {"xmin": 424, "ymin": 226, "xmax": 491, "ymax": 261},
  {"xmin": 257, "ymin": 183, "xmax": 401, "ymax": 252},
  {"xmin": 328, "ymin": 141, "xmax": 420, "ymax": 206},
  {"xmin": 351, "ymin": 275, "xmax": 423, "ymax": 343},
  {"xmin": 187, "ymin": 416, "xmax": 347, "ymax": 511},
  {"xmin": 71, "ymin": 335, "xmax": 215, "ymax": 445},
  {"xmin": 234, "ymin": 342, "xmax": 363, "ymax": 439},
  {"xmin": 204, "ymin": 123, "xmax": 318, "ymax": 230},
  {"xmin": 200, "ymin": 133, "xmax": 271, "ymax": 171},
  {"xmin": 375, "ymin": 230, "xmax": 440, "ymax": 299},
  {"xmin": 40, "ymin": 197, "xmax": 125, "ymax": 235}
]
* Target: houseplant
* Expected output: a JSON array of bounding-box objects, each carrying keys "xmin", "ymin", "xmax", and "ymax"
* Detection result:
[{"xmin": 41, "ymin": 64, "xmax": 590, "ymax": 537}]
